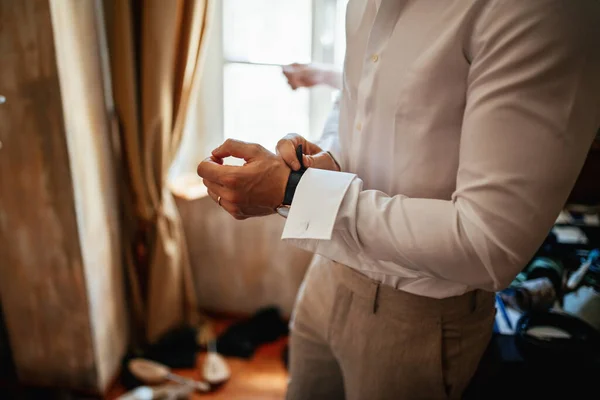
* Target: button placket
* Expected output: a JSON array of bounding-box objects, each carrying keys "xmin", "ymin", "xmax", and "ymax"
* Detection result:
[{"xmin": 350, "ymin": 0, "xmax": 406, "ymax": 167}]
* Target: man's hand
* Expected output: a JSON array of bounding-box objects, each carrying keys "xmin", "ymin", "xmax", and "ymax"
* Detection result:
[
  {"xmin": 282, "ymin": 63, "xmax": 343, "ymax": 90},
  {"xmin": 197, "ymin": 139, "xmax": 290, "ymax": 220},
  {"xmin": 276, "ymin": 133, "xmax": 340, "ymax": 172}
]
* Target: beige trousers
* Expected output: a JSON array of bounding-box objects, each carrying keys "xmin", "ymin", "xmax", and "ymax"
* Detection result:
[{"xmin": 287, "ymin": 257, "xmax": 495, "ymax": 400}]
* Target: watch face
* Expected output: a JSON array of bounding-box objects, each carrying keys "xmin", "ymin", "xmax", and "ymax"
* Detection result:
[{"xmin": 276, "ymin": 206, "xmax": 290, "ymax": 218}]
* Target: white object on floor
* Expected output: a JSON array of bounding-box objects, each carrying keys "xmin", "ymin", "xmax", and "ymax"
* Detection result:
[
  {"xmin": 203, "ymin": 340, "xmax": 231, "ymax": 385},
  {"xmin": 552, "ymin": 226, "xmax": 588, "ymax": 244},
  {"xmin": 116, "ymin": 384, "xmax": 193, "ymax": 400},
  {"xmin": 128, "ymin": 358, "xmax": 210, "ymax": 393},
  {"xmin": 526, "ymin": 326, "xmax": 572, "ymax": 339}
]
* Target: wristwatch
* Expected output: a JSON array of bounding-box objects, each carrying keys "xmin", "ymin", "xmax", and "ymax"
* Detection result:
[{"xmin": 276, "ymin": 145, "xmax": 306, "ymax": 218}]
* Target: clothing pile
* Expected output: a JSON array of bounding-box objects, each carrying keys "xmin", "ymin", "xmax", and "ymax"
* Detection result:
[{"xmin": 120, "ymin": 306, "xmax": 288, "ymax": 391}]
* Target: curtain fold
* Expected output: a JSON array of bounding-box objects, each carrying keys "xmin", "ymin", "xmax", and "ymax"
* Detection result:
[{"xmin": 106, "ymin": 0, "xmax": 212, "ymax": 343}]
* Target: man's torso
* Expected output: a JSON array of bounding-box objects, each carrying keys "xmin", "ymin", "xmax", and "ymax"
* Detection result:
[
  {"xmin": 334, "ymin": 0, "xmax": 491, "ymax": 294},
  {"xmin": 339, "ymin": 0, "xmax": 487, "ymax": 198}
]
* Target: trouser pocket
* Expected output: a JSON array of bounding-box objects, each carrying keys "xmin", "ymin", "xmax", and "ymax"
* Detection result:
[
  {"xmin": 331, "ymin": 290, "xmax": 449, "ymax": 400},
  {"xmin": 439, "ymin": 301, "xmax": 495, "ymax": 399}
]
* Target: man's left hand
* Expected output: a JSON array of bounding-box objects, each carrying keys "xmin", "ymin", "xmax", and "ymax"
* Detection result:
[{"xmin": 197, "ymin": 139, "xmax": 290, "ymax": 220}]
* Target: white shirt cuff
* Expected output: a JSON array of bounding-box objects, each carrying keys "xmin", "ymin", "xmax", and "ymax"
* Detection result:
[{"xmin": 281, "ymin": 168, "xmax": 356, "ymax": 240}]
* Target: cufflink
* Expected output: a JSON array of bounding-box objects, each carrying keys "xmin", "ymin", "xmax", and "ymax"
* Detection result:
[{"xmin": 276, "ymin": 205, "xmax": 290, "ymax": 218}]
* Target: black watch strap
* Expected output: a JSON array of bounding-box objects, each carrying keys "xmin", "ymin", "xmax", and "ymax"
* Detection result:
[{"xmin": 282, "ymin": 145, "xmax": 307, "ymax": 206}]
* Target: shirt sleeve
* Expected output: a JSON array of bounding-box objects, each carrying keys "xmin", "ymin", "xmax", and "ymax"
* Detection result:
[{"xmin": 282, "ymin": 0, "xmax": 600, "ymax": 291}]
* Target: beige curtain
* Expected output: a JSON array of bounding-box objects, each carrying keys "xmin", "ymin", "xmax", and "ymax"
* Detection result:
[{"xmin": 105, "ymin": 0, "xmax": 212, "ymax": 344}]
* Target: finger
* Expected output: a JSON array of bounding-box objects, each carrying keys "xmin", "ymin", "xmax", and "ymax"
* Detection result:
[
  {"xmin": 281, "ymin": 140, "xmax": 301, "ymax": 170},
  {"xmin": 207, "ymin": 185, "xmax": 245, "ymax": 218},
  {"xmin": 283, "ymin": 76, "xmax": 299, "ymax": 90},
  {"xmin": 197, "ymin": 157, "xmax": 238, "ymax": 184},
  {"xmin": 282, "ymin": 63, "xmax": 303, "ymax": 74},
  {"xmin": 302, "ymin": 140, "xmax": 324, "ymax": 155},
  {"xmin": 212, "ymin": 139, "xmax": 264, "ymax": 160},
  {"xmin": 282, "ymin": 70, "xmax": 294, "ymax": 86},
  {"xmin": 282, "ymin": 64, "xmax": 294, "ymax": 74},
  {"xmin": 303, "ymin": 152, "xmax": 338, "ymax": 171},
  {"xmin": 206, "ymin": 188, "xmax": 219, "ymax": 204},
  {"xmin": 208, "ymin": 188, "xmax": 243, "ymax": 218},
  {"xmin": 220, "ymin": 200, "xmax": 246, "ymax": 220},
  {"xmin": 276, "ymin": 134, "xmax": 304, "ymax": 170},
  {"xmin": 278, "ymin": 133, "xmax": 321, "ymax": 156},
  {"xmin": 282, "ymin": 65, "xmax": 305, "ymax": 90},
  {"xmin": 282, "ymin": 66, "xmax": 294, "ymax": 81},
  {"xmin": 203, "ymin": 179, "xmax": 239, "ymax": 204}
]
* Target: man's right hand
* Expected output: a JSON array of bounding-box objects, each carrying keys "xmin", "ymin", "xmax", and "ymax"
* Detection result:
[{"xmin": 276, "ymin": 133, "xmax": 340, "ymax": 172}]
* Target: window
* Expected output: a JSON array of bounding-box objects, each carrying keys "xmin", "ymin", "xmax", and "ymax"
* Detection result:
[
  {"xmin": 169, "ymin": 0, "xmax": 348, "ymax": 187},
  {"xmin": 221, "ymin": 0, "xmax": 348, "ymax": 152}
]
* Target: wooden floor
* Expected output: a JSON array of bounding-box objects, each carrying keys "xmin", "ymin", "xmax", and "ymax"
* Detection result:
[{"xmin": 105, "ymin": 320, "xmax": 289, "ymax": 400}]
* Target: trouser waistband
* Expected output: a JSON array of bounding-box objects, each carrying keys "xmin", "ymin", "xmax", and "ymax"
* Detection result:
[{"xmin": 338, "ymin": 265, "xmax": 495, "ymax": 320}]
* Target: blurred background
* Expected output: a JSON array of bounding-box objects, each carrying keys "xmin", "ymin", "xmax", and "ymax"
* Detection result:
[{"xmin": 0, "ymin": 0, "xmax": 598, "ymax": 399}]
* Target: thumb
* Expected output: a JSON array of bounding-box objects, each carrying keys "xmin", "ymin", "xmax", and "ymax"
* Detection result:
[{"xmin": 303, "ymin": 152, "xmax": 338, "ymax": 171}]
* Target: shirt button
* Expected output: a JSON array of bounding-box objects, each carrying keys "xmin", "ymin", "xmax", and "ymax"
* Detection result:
[
  {"xmin": 371, "ymin": 54, "xmax": 379, "ymax": 62},
  {"xmin": 356, "ymin": 122, "xmax": 362, "ymax": 131}
]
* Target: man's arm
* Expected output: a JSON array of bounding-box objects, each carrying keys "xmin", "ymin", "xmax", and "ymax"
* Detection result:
[
  {"xmin": 276, "ymin": 95, "xmax": 343, "ymax": 172},
  {"xmin": 282, "ymin": 0, "xmax": 600, "ymax": 291},
  {"xmin": 282, "ymin": 63, "xmax": 343, "ymax": 91}
]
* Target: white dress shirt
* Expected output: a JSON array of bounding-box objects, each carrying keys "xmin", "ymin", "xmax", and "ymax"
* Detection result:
[{"xmin": 282, "ymin": 0, "xmax": 600, "ymax": 298}]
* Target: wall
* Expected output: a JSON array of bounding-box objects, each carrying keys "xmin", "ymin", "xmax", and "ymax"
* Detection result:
[{"xmin": 176, "ymin": 195, "xmax": 313, "ymax": 317}]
